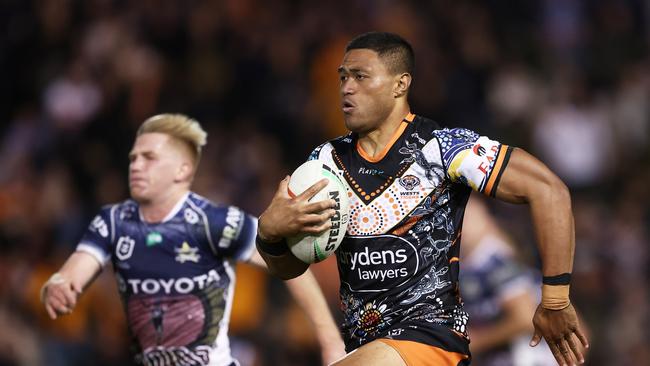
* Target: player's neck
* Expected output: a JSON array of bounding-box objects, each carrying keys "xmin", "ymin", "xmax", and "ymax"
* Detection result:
[
  {"xmin": 358, "ymin": 105, "xmax": 410, "ymax": 158},
  {"xmin": 139, "ymin": 188, "xmax": 189, "ymax": 223}
]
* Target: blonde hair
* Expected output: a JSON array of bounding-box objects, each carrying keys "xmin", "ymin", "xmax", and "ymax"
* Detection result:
[{"xmin": 137, "ymin": 114, "xmax": 207, "ymax": 166}]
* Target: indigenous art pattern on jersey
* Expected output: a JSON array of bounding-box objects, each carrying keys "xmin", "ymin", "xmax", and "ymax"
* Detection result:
[
  {"xmin": 309, "ymin": 113, "xmax": 512, "ymax": 355},
  {"xmin": 76, "ymin": 193, "xmax": 257, "ymax": 366}
]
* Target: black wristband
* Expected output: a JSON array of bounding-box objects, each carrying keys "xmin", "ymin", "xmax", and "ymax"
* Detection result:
[
  {"xmin": 256, "ymin": 235, "xmax": 289, "ymax": 256},
  {"xmin": 542, "ymin": 273, "xmax": 572, "ymax": 286}
]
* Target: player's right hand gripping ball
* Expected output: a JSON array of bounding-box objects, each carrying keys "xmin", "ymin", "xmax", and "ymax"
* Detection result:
[{"xmin": 287, "ymin": 160, "xmax": 349, "ymax": 263}]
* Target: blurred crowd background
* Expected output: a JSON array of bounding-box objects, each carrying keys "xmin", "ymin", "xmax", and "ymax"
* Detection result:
[{"xmin": 0, "ymin": 0, "xmax": 648, "ymax": 365}]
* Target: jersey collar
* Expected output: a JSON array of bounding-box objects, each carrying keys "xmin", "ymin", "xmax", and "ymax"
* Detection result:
[
  {"xmin": 138, "ymin": 191, "xmax": 190, "ymax": 223},
  {"xmin": 355, "ymin": 112, "xmax": 415, "ymax": 163}
]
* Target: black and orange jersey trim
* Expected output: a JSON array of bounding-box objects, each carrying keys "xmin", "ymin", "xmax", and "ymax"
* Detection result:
[{"xmin": 483, "ymin": 145, "xmax": 513, "ymax": 197}]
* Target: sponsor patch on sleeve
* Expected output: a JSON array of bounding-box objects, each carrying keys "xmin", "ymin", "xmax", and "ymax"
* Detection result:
[{"xmin": 435, "ymin": 129, "xmax": 512, "ymax": 196}]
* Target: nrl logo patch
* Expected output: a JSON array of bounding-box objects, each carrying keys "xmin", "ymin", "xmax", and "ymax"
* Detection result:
[
  {"xmin": 175, "ymin": 242, "xmax": 201, "ymax": 263},
  {"xmin": 116, "ymin": 236, "xmax": 135, "ymax": 260},
  {"xmin": 399, "ymin": 175, "xmax": 420, "ymax": 191}
]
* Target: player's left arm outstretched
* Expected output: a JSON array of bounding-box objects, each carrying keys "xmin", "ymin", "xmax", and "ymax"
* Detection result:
[
  {"xmin": 490, "ymin": 148, "xmax": 589, "ymax": 366},
  {"xmin": 41, "ymin": 208, "xmax": 111, "ymax": 320},
  {"xmin": 248, "ymin": 250, "xmax": 346, "ymax": 365},
  {"xmin": 41, "ymin": 252, "xmax": 102, "ymax": 319}
]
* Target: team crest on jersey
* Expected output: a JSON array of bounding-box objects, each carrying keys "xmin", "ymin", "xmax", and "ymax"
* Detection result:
[
  {"xmin": 399, "ymin": 175, "xmax": 421, "ymax": 190},
  {"xmin": 116, "ymin": 236, "xmax": 135, "ymax": 260},
  {"xmin": 175, "ymin": 242, "xmax": 201, "ymax": 263},
  {"xmin": 184, "ymin": 208, "xmax": 199, "ymax": 224}
]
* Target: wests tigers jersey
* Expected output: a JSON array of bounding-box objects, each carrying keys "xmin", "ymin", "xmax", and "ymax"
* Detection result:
[
  {"xmin": 309, "ymin": 113, "xmax": 513, "ymax": 354},
  {"xmin": 76, "ymin": 192, "xmax": 257, "ymax": 366}
]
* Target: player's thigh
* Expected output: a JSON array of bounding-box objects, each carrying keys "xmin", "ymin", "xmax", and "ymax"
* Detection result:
[{"xmin": 331, "ymin": 340, "xmax": 406, "ymax": 366}]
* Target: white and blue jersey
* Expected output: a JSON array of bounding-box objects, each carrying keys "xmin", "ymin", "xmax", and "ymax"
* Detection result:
[
  {"xmin": 460, "ymin": 236, "xmax": 555, "ymax": 366},
  {"xmin": 76, "ymin": 192, "xmax": 257, "ymax": 366}
]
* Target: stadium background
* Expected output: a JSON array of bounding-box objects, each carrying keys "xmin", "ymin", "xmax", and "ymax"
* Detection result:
[{"xmin": 0, "ymin": 0, "xmax": 648, "ymax": 365}]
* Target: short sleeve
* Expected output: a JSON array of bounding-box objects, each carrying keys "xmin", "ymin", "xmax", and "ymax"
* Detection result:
[
  {"xmin": 208, "ymin": 206, "xmax": 257, "ymax": 261},
  {"xmin": 76, "ymin": 205, "xmax": 115, "ymax": 266},
  {"xmin": 433, "ymin": 128, "xmax": 513, "ymax": 196}
]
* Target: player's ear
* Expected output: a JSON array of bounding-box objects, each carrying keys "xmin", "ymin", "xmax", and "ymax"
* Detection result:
[
  {"xmin": 393, "ymin": 73, "xmax": 412, "ymax": 98},
  {"xmin": 176, "ymin": 161, "xmax": 193, "ymax": 182}
]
